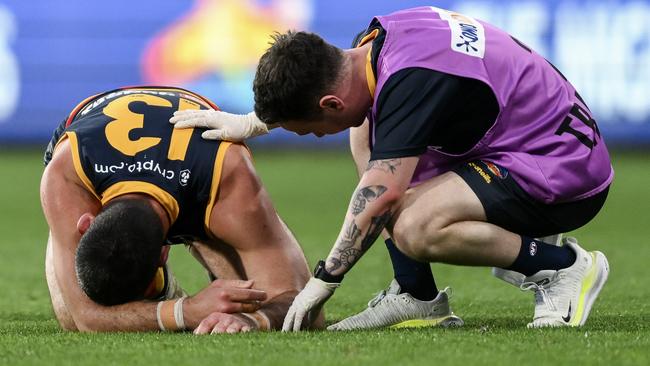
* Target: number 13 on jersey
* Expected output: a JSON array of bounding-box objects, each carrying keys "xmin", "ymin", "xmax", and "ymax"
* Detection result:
[{"xmin": 103, "ymin": 94, "xmax": 199, "ymax": 161}]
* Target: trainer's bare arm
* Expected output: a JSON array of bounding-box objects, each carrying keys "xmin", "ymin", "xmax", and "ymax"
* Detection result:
[
  {"xmin": 324, "ymin": 157, "xmax": 420, "ymax": 277},
  {"xmin": 350, "ymin": 119, "xmax": 394, "ymax": 242},
  {"xmin": 350, "ymin": 118, "xmax": 371, "ymax": 179},
  {"xmin": 41, "ymin": 141, "xmax": 266, "ymax": 332},
  {"xmin": 197, "ymin": 143, "xmax": 313, "ymax": 332}
]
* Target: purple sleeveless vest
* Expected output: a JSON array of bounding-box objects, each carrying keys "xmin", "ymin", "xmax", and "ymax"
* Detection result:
[{"xmin": 368, "ymin": 7, "xmax": 613, "ymax": 204}]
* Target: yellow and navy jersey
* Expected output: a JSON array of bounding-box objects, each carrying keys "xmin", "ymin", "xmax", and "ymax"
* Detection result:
[{"xmin": 45, "ymin": 86, "xmax": 235, "ymax": 241}]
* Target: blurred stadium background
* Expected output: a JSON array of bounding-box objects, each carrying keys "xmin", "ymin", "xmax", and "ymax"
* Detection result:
[
  {"xmin": 1, "ymin": 0, "xmax": 650, "ymax": 147},
  {"xmin": 0, "ymin": 1, "xmax": 648, "ymax": 365}
]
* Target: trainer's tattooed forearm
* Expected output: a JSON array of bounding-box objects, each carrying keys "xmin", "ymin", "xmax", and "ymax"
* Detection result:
[
  {"xmin": 361, "ymin": 210, "xmax": 392, "ymax": 251},
  {"xmin": 327, "ymin": 257, "xmax": 342, "ymax": 272},
  {"xmin": 326, "ymin": 209, "xmax": 394, "ymax": 275},
  {"xmin": 339, "ymin": 248, "xmax": 362, "ymax": 267},
  {"xmin": 340, "ymin": 221, "xmax": 362, "ymax": 249},
  {"xmin": 351, "ymin": 185, "xmax": 388, "ymax": 215},
  {"xmin": 366, "ymin": 159, "xmax": 402, "ymax": 174}
]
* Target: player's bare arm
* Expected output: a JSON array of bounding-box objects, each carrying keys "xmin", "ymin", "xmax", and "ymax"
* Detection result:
[
  {"xmin": 42, "ymin": 140, "xmax": 267, "ymax": 332},
  {"xmin": 197, "ymin": 143, "xmax": 312, "ymax": 333}
]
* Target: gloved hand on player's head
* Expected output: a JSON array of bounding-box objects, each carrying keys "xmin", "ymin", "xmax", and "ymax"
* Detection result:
[
  {"xmin": 282, "ymin": 277, "xmax": 340, "ymax": 332},
  {"xmin": 169, "ymin": 110, "xmax": 270, "ymax": 141}
]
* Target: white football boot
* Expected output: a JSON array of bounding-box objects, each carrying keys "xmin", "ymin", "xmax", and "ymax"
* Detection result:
[
  {"xmin": 521, "ymin": 237, "xmax": 609, "ymax": 328},
  {"xmin": 327, "ymin": 279, "xmax": 464, "ymax": 331}
]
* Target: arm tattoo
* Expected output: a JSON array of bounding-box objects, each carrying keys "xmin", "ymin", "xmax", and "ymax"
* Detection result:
[
  {"xmin": 327, "ymin": 258, "xmax": 342, "ymax": 272},
  {"xmin": 351, "ymin": 185, "xmax": 387, "ymax": 215},
  {"xmin": 326, "ymin": 209, "xmax": 393, "ymax": 274},
  {"xmin": 366, "ymin": 159, "xmax": 402, "ymax": 174},
  {"xmin": 360, "ymin": 210, "xmax": 393, "ymax": 251},
  {"xmin": 340, "ymin": 221, "xmax": 362, "ymax": 249},
  {"xmin": 339, "ymin": 248, "xmax": 362, "ymax": 267}
]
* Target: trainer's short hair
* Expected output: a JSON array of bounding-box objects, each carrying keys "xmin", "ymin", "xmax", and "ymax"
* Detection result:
[
  {"xmin": 75, "ymin": 199, "xmax": 164, "ymax": 306},
  {"xmin": 253, "ymin": 31, "xmax": 344, "ymax": 124}
]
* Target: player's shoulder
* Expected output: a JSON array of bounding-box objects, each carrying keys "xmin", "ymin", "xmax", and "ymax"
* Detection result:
[
  {"xmin": 41, "ymin": 138, "xmax": 98, "ymax": 207},
  {"xmin": 221, "ymin": 143, "xmax": 255, "ymax": 173},
  {"xmin": 43, "ymin": 138, "xmax": 73, "ymax": 176},
  {"xmin": 218, "ymin": 142, "xmax": 261, "ymax": 188}
]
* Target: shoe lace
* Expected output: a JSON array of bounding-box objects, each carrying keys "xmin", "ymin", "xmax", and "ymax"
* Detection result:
[
  {"xmin": 520, "ymin": 281, "xmax": 557, "ymax": 312},
  {"xmin": 368, "ymin": 290, "xmax": 387, "ymax": 307}
]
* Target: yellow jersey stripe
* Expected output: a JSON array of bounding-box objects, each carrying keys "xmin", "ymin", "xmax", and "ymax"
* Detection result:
[
  {"xmin": 356, "ymin": 29, "xmax": 379, "ymax": 99},
  {"xmin": 365, "ymin": 48, "xmax": 377, "ymax": 99},
  {"xmin": 65, "ymin": 132, "xmax": 100, "ymax": 200},
  {"xmin": 101, "ymin": 181, "xmax": 180, "ymax": 223},
  {"xmin": 204, "ymin": 141, "xmax": 234, "ymax": 234},
  {"xmin": 356, "ymin": 28, "xmax": 379, "ymax": 48}
]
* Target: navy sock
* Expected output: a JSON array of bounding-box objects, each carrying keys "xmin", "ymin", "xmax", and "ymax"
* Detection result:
[
  {"xmin": 505, "ymin": 236, "xmax": 577, "ymax": 277},
  {"xmin": 385, "ymin": 238, "xmax": 438, "ymax": 301}
]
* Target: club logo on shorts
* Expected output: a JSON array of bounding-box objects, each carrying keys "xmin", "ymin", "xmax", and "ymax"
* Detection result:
[
  {"xmin": 529, "ymin": 242, "xmax": 538, "ymax": 256},
  {"xmin": 432, "ymin": 7, "xmax": 486, "ymax": 59},
  {"xmin": 179, "ymin": 169, "xmax": 191, "ymax": 186},
  {"xmin": 483, "ymin": 161, "xmax": 509, "ymax": 179}
]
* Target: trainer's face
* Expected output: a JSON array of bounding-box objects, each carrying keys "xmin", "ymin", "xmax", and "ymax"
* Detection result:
[{"xmin": 279, "ymin": 119, "xmax": 347, "ymax": 137}]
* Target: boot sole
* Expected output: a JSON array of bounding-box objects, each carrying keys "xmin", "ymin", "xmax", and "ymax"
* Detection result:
[
  {"xmin": 573, "ymin": 251, "xmax": 609, "ymax": 326},
  {"xmin": 390, "ymin": 314, "xmax": 464, "ymax": 329}
]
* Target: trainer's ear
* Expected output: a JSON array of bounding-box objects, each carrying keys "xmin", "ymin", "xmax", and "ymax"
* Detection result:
[
  {"xmin": 319, "ymin": 95, "xmax": 344, "ymax": 111},
  {"xmin": 76, "ymin": 213, "xmax": 95, "ymax": 235}
]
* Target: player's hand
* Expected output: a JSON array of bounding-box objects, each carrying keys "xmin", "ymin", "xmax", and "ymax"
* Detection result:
[
  {"xmin": 169, "ymin": 110, "xmax": 269, "ymax": 141},
  {"xmin": 184, "ymin": 279, "xmax": 267, "ymax": 329},
  {"xmin": 194, "ymin": 312, "xmax": 256, "ymax": 334},
  {"xmin": 282, "ymin": 277, "xmax": 340, "ymax": 332}
]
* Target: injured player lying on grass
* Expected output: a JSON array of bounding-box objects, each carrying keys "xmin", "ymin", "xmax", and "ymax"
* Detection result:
[{"xmin": 41, "ymin": 86, "xmax": 315, "ymax": 333}]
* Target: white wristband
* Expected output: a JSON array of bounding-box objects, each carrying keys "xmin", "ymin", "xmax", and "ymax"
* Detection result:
[
  {"xmin": 241, "ymin": 310, "xmax": 271, "ymax": 330},
  {"xmin": 174, "ymin": 296, "xmax": 187, "ymax": 330},
  {"xmin": 240, "ymin": 313, "xmax": 260, "ymax": 328},
  {"xmin": 156, "ymin": 301, "xmax": 166, "ymax": 331}
]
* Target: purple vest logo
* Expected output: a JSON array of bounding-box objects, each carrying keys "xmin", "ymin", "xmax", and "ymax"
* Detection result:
[{"xmin": 432, "ymin": 7, "xmax": 485, "ymax": 58}]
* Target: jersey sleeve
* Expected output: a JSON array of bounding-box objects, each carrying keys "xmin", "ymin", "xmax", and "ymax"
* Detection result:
[{"xmin": 370, "ymin": 68, "xmax": 483, "ymax": 160}]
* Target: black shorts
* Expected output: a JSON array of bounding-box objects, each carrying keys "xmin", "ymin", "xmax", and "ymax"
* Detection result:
[{"xmin": 453, "ymin": 160, "xmax": 609, "ymax": 237}]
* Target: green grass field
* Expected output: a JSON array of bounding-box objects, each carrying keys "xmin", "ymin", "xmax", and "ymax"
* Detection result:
[{"xmin": 0, "ymin": 149, "xmax": 648, "ymax": 365}]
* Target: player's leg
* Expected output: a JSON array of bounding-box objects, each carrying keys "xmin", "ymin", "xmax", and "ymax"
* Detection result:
[
  {"xmin": 389, "ymin": 161, "xmax": 609, "ymax": 327},
  {"xmin": 45, "ymin": 234, "xmax": 77, "ymax": 330}
]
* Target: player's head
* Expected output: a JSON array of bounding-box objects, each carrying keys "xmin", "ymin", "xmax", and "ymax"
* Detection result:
[
  {"xmin": 254, "ymin": 31, "xmax": 363, "ymax": 136},
  {"xmin": 75, "ymin": 198, "xmax": 165, "ymax": 306}
]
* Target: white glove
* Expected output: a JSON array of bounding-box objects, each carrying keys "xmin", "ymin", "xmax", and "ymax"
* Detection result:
[
  {"xmin": 282, "ymin": 277, "xmax": 340, "ymax": 332},
  {"xmin": 169, "ymin": 110, "xmax": 269, "ymax": 141}
]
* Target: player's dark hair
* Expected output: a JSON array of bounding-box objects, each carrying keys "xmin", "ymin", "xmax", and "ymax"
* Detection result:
[
  {"xmin": 75, "ymin": 199, "xmax": 164, "ymax": 306},
  {"xmin": 253, "ymin": 30, "xmax": 344, "ymax": 124}
]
